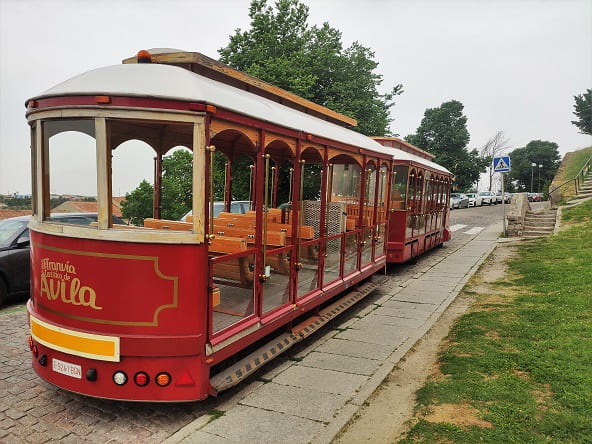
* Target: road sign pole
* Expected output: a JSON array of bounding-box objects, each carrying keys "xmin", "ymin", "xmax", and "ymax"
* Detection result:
[
  {"xmin": 501, "ymin": 173, "xmax": 506, "ymax": 237},
  {"xmin": 493, "ymin": 155, "xmax": 510, "ymax": 237}
]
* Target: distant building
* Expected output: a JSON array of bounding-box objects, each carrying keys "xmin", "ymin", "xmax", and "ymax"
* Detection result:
[
  {"xmin": 52, "ymin": 197, "xmax": 125, "ymax": 217},
  {"xmin": 0, "ymin": 209, "xmax": 32, "ymax": 220}
]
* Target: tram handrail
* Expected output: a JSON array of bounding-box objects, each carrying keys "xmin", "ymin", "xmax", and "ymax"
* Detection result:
[{"xmin": 548, "ymin": 152, "xmax": 592, "ymax": 203}]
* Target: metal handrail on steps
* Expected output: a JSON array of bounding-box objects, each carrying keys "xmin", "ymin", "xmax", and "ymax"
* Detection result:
[{"xmin": 548, "ymin": 152, "xmax": 592, "ymax": 203}]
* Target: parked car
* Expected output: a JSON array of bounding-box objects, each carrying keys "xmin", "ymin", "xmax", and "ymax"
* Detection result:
[
  {"xmin": 498, "ymin": 192, "xmax": 512, "ymax": 203},
  {"xmin": 0, "ymin": 213, "xmax": 126, "ymax": 305},
  {"xmin": 182, "ymin": 200, "xmax": 252, "ymax": 221},
  {"xmin": 465, "ymin": 193, "xmax": 483, "ymax": 207},
  {"xmin": 450, "ymin": 193, "xmax": 469, "ymax": 209},
  {"xmin": 477, "ymin": 191, "xmax": 496, "ymax": 205}
]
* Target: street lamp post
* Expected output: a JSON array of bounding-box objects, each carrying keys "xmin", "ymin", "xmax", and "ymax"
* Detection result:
[
  {"xmin": 538, "ymin": 164, "xmax": 543, "ymax": 193},
  {"xmin": 531, "ymin": 162, "xmax": 536, "ymax": 193}
]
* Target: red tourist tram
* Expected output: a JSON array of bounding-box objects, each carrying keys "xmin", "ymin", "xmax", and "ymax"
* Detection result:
[{"xmin": 25, "ymin": 49, "xmax": 453, "ymax": 401}]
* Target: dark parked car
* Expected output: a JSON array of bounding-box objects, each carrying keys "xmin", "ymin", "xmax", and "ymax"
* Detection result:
[{"xmin": 0, "ymin": 213, "xmax": 126, "ymax": 305}]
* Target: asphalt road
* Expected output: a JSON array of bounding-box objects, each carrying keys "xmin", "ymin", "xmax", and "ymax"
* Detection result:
[{"xmin": 0, "ymin": 204, "xmax": 506, "ymax": 443}]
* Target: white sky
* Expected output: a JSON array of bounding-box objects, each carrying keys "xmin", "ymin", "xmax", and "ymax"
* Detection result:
[{"xmin": 1, "ymin": 0, "xmax": 591, "ymax": 195}]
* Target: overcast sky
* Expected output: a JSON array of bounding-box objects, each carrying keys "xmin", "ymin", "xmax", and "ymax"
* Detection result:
[{"xmin": 1, "ymin": 0, "xmax": 591, "ymax": 195}]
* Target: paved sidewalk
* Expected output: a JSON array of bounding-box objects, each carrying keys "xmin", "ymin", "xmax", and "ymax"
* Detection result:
[{"xmin": 168, "ymin": 222, "xmax": 501, "ymax": 444}]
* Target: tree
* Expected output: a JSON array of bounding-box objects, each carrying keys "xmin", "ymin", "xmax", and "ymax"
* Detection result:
[
  {"xmin": 121, "ymin": 180, "xmax": 153, "ymax": 226},
  {"xmin": 218, "ymin": 0, "xmax": 402, "ymax": 136},
  {"xmin": 161, "ymin": 150, "xmax": 193, "ymax": 220},
  {"xmin": 571, "ymin": 89, "xmax": 592, "ymax": 135},
  {"xmin": 405, "ymin": 100, "xmax": 488, "ymax": 190},
  {"xmin": 121, "ymin": 150, "xmax": 194, "ymax": 225},
  {"xmin": 480, "ymin": 131, "xmax": 510, "ymax": 191},
  {"xmin": 508, "ymin": 140, "xmax": 561, "ymax": 192}
]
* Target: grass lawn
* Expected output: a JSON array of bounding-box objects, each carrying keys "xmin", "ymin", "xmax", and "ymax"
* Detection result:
[{"xmin": 399, "ymin": 199, "xmax": 592, "ymax": 443}]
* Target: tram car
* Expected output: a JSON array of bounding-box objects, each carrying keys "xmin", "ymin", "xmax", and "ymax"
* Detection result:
[{"xmin": 25, "ymin": 49, "xmax": 452, "ymax": 401}]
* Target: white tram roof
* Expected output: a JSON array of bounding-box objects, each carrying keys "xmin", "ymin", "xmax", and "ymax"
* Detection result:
[{"xmin": 30, "ymin": 63, "xmax": 450, "ymax": 175}]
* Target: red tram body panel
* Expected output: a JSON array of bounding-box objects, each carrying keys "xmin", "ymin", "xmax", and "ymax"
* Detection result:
[{"xmin": 24, "ymin": 49, "xmax": 452, "ymax": 401}]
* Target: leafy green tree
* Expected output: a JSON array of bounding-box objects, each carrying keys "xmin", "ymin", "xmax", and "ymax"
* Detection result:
[
  {"xmin": 218, "ymin": 0, "xmax": 402, "ymax": 136},
  {"xmin": 121, "ymin": 150, "xmax": 195, "ymax": 225},
  {"xmin": 405, "ymin": 100, "xmax": 488, "ymax": 191},
  {"xmin": 571, "ymin": 88, "xmax": 592, "ymax": 135},
  {"xmin": 161, "ymin": 150, "xmax": 193, "ymax": 220},
  {"xmin": 508, "ymin": 140, "xmax": 561, "ymax": 192},
  {"xmin": 121, "ymin": 180, "xmax": 153, "ymax": 226}
]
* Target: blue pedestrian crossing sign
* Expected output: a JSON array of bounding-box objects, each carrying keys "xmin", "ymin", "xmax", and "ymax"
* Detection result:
[{"xmin": 493, "ymin": 156, "xmax": 511, "ymax": 173}]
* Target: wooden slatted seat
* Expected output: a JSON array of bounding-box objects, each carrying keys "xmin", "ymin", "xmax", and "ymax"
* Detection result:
[
  {"xmin": 219, "ymin": 212, "xmax": 279, "ymax": 223},
  {"xmin": 209, "ymin": 235, "xmax": 248, "ymax": 254},
  {"xmin": 209, "ymin": 236, "xmax": 253, "ymax": 287},
  {"xmin": 143, "ymin": 218, "xmax": 192, "ymax": 231},
  {"xmin": 213, "ymin": 219, "xmax": 314, "ymax": 241},
  {"xmin": 212, "ymin": 227, "xmax": 286, "ymax": 247}
]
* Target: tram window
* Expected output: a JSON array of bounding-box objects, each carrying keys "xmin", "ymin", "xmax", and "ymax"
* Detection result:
[
  {"xmin": 365, "ymin": 164, "xmax": 377, "ymax": 206},
  {"xmin": 425, "ymin": 173, "xmax": 433, "ymax": 211},
  {"xmin": 377, "ymin": 165, "xmax": 388, "ymax": 223},
  {"xmin": 108, "ymin": 119, "xmax": 194, "ymax": 227},
  {"xmin": 300, "ymin": 150, "xmax": 323, "ymax": 239},
  {"xmin": 329, "ymin": 162, "xmax": 362, "ymax": 232},
  {"xmin": 30, "ymin": 124, "xmax": 37, "ymax": 216},
  {"xmin": 111, "ymin": 140, "xmax": 154, "ymax": 211},
  {"xmin": 391, "ymin": 165, "xmax": 408, "ymax": 210},
  {"xmin": 331, "ymin": 163, "xmax": 362, "ymax": 203},
  {"xmin": 43, "ymin": 119, "xmax": 97, "ymax": 223}
]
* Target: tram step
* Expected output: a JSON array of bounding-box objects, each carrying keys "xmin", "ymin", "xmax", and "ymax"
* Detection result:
[{"xmin": 210, "ymin": 275, "xmax": 388, "ymax": 395}]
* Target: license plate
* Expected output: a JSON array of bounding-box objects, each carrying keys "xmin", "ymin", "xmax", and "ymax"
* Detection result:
[{"xmin": 52, "ymin": 358, "xmax": 82, "ymax": 379}]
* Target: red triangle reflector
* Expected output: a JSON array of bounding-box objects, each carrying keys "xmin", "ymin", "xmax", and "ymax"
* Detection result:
[{"xmin": 175, "ymin": 370, "xmax": 195, "ymax": 387}]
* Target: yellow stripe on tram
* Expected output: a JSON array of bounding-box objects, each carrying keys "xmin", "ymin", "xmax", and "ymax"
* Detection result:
[{"xmin": 30, "ymin": 315, "xmax": 120, "ymax": 362}]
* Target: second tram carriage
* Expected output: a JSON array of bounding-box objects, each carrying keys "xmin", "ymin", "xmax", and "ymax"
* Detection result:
[{"xmin": 25, "ymin": 49, "xmax": 453, "ymax": 401}]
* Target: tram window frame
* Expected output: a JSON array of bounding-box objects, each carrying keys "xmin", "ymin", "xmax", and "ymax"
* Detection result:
[
  {"xmin": 30, "ymin": 123, "xmax": 37, "ymax": 217},
  {"xmin": 391, "ymin": 165, "xmax": 409, "ymax": 211},
  {"xmin": 29, "ymin": 109, "xmax": 207, "ymax": 244},
  {"xmin": 40, "ymin": 118, "xmax": 98, "ymax": 224}
]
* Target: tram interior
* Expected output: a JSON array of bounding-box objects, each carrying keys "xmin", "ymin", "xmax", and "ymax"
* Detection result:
[{"xmin": 199, "ymin": 129, "xmax": 390, "ymax": 334}]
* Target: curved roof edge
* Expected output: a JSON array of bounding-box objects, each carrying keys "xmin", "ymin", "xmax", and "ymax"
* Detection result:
[{"xmin": 29, "ymin": 63, "xmax": 450, "ymax": 173}]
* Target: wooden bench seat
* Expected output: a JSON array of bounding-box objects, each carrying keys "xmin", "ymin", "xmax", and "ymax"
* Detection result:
[
  {"xmin": 212, "ymin": 226, "xmax": 286, "ymax": 247},
  {"xmin": 143, "ymin": 218, "xmax": 192, "ymax": 231},
  {"xmin": 217, "ymin": 212, "xmax": 279, "ymax": 223},
  {"xmin": 209, "ymin": 235, "xmax": 253, "ymax": 287},
  {"xmin": 212, "ymin": 219, "xmax": 314, "ymax": 240}
]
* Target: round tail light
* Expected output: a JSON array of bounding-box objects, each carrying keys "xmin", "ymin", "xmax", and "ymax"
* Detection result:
[
  {"xmin": 155, "ymin": 372, "xmax": 171, "ymax": 387},
  {"xmin": 113, "ymin": 371, "xmax": 128, "ymax": 386},
  {"xmin": 134, "ymin": 372, "xmax": 149, "ymax": 387}
]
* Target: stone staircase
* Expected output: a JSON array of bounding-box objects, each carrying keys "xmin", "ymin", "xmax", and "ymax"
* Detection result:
[
  {"xmin": 522, "ymin": 208, "xmax": 557, "ymax": 238},
  {"xmin": 563, "ymin": 174, "xmax": 592, "ymax": 208},
  {"xmin": 574, "ymin": 175, "xmax": 592, "ymax": 200}
]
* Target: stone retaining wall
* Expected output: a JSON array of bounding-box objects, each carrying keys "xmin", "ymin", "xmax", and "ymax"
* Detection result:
[{"xmin": 506, "ymin": 192, "xmax": 530, "ymax": 237}]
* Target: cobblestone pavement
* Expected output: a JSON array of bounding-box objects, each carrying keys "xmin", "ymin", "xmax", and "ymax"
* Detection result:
[{"xmin": 0, "ymin": 220, "xmax": 492, "ymax": 443}]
